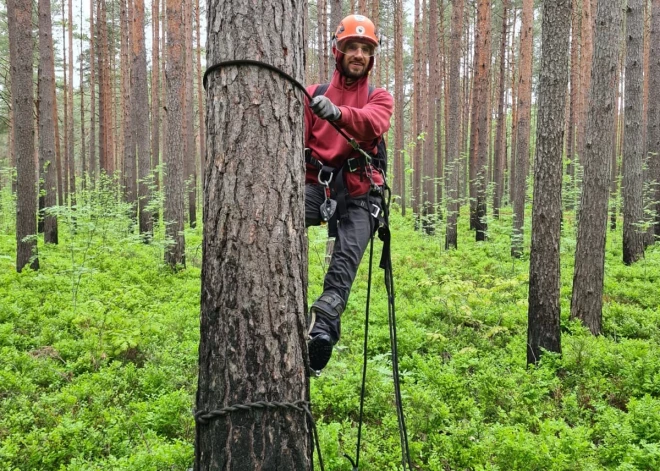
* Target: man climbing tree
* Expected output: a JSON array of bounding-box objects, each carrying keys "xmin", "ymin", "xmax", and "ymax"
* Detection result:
[
  {"xmin": 304, "ymin": 14, "xmax": 394, "ymax": 372},
  {"xmin": 195, "ymin": 0, "xmax": 312, "ymax": 469}
]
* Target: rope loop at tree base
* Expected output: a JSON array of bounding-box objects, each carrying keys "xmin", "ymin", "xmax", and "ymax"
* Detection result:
[{"xmin": 194, "ymin": 399, "xmax": 325, "ymax": 471}]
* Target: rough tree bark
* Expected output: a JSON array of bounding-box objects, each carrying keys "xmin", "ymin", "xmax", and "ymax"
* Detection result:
[
  {"xmin": 123, "ymin": 0, "xmax": 137, "ymax": 214},
  {"xmin": 570, "ymin": 0, "xmax": 622, "ymax": 335},
  {"xmin": 67, "ymin": 0, "xmax": 75, "ymax": 199},
  {"xmin": 164, "ymin": 0, "xmax": 186, "ymax": 267},
  {"xmin": 527, "ymin": 0, "xmax": 571, "ymax": 364},
  {"xmin": 493, "ymin": 0, "xmax": 508, "ymax": 218},
  {"xmin": 184, "ymin": 0, "xmax": 197, "ymax": 228},
  {"xmin": 445, "ymin": 0, "xmax": 465, "ymax": 249},
  {"xmin": 151, "ymin": 0, "xmax": 160, "ymax": 193},
  {"xmin": 566, "ymin": 0, "xmax": 580, "ymax": 208},
  {"xmin": 133, "ymin": 0, "xmax": 152, "ymax": 236},
  {"xmin": 474, "ymin": 0, "xmax": 491, "ymax": 242},
  {"xmin": 38, "ymin": 0, "xmax": 58, "ymax": 244},
  {"xmin": 622, "ymin": 0, "xmax": 645, "ymax": 264},
  {"xmin": 647, "ymin": 0, "xmax": 660, "ymax": 239},
  {"xmin": 8, "ymin": 0, "xmax": 39, "ymax": 271},
  {"xmin": 89, "ymin": 0, "xmax": 96, "ymax": 183},
  {"xmin": 511, "ymin": 0, "xmax": 533, "ymax": 257},
  {"xmin": 394, "ymin": 0, "xmax": 406, "ymax": 215},
  {"xmin": 195, "ymin": 0, "xmax": 311, "ymax": 469}
]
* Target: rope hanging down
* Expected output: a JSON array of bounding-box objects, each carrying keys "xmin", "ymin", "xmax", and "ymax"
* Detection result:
[{"xmin": 203, "ymin": 60, "xmax": 413, "ymax": 470}]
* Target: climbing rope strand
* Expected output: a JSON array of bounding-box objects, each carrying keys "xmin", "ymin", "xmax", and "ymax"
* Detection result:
[
  {"xmin": 385, "ymin": 256, "xmax": 414, "ymax": 470},
  {"xmin": 194, "ymin": 400, "xmax": 325, "ymax": 471},
  {"xmin": 203, "ymin": 59, "xmax": 363, "ymax": 151}
]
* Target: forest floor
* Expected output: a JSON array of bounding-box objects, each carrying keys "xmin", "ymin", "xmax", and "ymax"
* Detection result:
[{"xmin": 1, "ymin": 191, "xmax": 659, "ymax": 470}]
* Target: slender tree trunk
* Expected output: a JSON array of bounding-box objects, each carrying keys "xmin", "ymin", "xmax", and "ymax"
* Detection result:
[
  {"xmin": 151, "ymin": 0, "xmax": 160, "ymax": 193},
  {"xmin": 8, "ymin": 0, "xmax": 39, "ymax": 271},
  {"xmin": 570, "ymin": 0, "xmax": 622, "ymax": 335},
  {"xmin": 445, "ymin": 0, "xmax": 465, "ymax": 249},
  {"xmin": 196, "ymin": 0, "xmax": 204, "ymax": 197},
  {"xmin": 412, "ymin": 0, "xmax": 422, "ymax": 218},
  {"xmin": 133, "ymin": 0, "xmax": 152, "ymax": 237},
  {"xmin": 527, "ymin": 0, "xmax": 571, "ymax": 364},
  {"xmin": 493, "ymin": 0, "xmax": 508, "ymax": 217},
  {"xmin": 371, "ymin": 0, "xmax": 380, "ymax": 86},
  {"xmin": 474, "ymin": 0, "xmax": 491, "ymax": 241},
  {"xmin": 511, "ymin": 0, "xmax": 533, "ymax": 257},
  {"xmin": 610, "ymin": 46, "xmax": 623, "ymax": 231},
  {"xmin": 394, "ymin": 0, "xmax": 405, "ymax": 215},
  {"xmin": 577, "ymin": 0, "xmax": 594, "ymax": 164},
  {"xmin": 566, "ymin": 0, "xmax": 580, "ymax": 209},
  {"xmin": 647, "ymin": 0, "xmax": 660, "ymax": 239},
  {"xmin": 62, "ymin": 1, "xmax": 70, "ymax": 203},
  {"xmin": 196, "ymin": 0, "xmax": 311, "ymax": 468},
  {"xmin": 184, "ymin": 0, "xmax": 196, "ymax": 228},
  {"xmin": 51, "ymin": 51, "xmax": 62, "ymax": 204},
  {"xmin": 423, "ymin": 0, "xmax": 437, "ymax": 232},
  {"xmin": 38, "ymin": 0, "xmax": 58, "ymax": 244},
  {"xmin": 623, "ymin": 0, "xmax": 645, "ymax": 264},
  {"xmin": 317, "ymin": 0, "xmax": 327, "ymax": 82},
  {"xmin": 164, "ymin": 0, "xmax": 186, "ymax": 267},
  {"xmin": 508, "ymin": 4, "xmax": 519, "ymax": 207},
  {"xmin": 67, "ymin": 0, "xmax": 75, "ymax": 199},
  {"xmin": 123, "ymin": 0, "xmax": 137, "ymax": 216},
  {"xmin": 89, "ymin": 0, "xmax": 96, "ymax": 184},
  {"xmin": 79, "ymin": 7, "xmax": 86, "ymax": 190}
]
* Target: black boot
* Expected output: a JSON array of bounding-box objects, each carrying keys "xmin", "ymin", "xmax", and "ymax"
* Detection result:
[{"xmin": 307, "ymin": 292, "xmax": 344, "ymax": 372}]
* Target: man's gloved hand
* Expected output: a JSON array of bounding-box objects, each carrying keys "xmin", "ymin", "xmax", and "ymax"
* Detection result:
[{"xmin": 310, "ymin": 95, "xmax": 342, "ymax": 122}]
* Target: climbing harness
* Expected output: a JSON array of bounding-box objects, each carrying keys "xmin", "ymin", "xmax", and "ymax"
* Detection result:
[{"xmin": 202, "ymin": 59, "xmax": 413, "ymax": 470}]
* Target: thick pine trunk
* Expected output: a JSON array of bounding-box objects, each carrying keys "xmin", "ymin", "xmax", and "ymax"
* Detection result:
[
  {"xmin": 570, "ymin": 0, "xmax": 622, "ymax": 335},
  {"xmin": 196, "ymin": 0, "xmax": 311, "ymax": 468},
  {"xmin": 8, "ymin": 0, "xmax": 39, "ymax": 271},
  {"xmin": 38, "ymin": 0, "xmax": 58, "ymax": 244},
  {"xmin": 622, "ymin": 0, "xmax": 645, "ymax": 264},
  {"xmin": 527, "ymin": 0, "xmax": 571, "ymax": 364},
  {"xmin": 445, "ymin": 0, "xmax": 465, "ymax": 249}
]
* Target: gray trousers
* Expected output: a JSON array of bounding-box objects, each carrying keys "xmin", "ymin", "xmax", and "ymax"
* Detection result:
[{"xmin": 306, "ymin": 184, "xmax": 380, "ymax": 316}]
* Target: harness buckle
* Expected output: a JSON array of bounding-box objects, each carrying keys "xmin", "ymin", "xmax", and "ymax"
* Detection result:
[
  {"xmin": 346, "ymin": 158, "xmax": 359, "ymax": 173},
  {"xmin": 371, "ymin": 204, "xmax": 381, "ymax": 219}
]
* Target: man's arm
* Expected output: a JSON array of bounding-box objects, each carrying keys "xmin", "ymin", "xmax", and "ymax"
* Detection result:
[{"xmin": 335, "ymin": 88, "xmax": 394, "ymax": 142}]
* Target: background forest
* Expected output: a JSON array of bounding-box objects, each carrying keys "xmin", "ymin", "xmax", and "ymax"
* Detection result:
[{"xmin": 1, "ymin": 0, "xmax": 660, "ymax": 469}]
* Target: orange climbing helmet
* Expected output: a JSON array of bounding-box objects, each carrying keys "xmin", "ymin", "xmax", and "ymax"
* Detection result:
[{"xmin": 333, "ymin": 14, "xmax": 380, "ymax": 49}]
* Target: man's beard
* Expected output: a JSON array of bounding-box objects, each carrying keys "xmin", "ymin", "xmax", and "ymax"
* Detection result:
[{"xmin": 342, "ymin": 62, "xmax": 367, "ymax": 80}]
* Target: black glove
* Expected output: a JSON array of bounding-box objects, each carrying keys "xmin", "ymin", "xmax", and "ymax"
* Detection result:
[{"xmin": 310, "ymin": 95, "xmax": 342, "ymax": 122}]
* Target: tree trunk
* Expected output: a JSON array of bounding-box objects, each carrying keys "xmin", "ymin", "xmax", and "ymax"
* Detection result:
[
  {"xmin": 527, "ymin": 0, "xmax": 571, "ymax": 364},
  {"xmin": 570, "ymin": 0, "xmax": 622, "ymax": 335},
  {"xmin": 62, "ymin": 1, "xmax": 70, "ymax": 203},
  {"xmin": 196, "ymin": 0, "xmax": 204, "ymax": 200},
  {"xmin": 394, "ymin": 0, "xmax": 406, "ymax": 215},
  {"xmin": 164, "ymin": 0, "xmax": 186, "ymax": 267},
  {"xmin": 196, "ymin": 0, "xmax": 311, "ymax": 469},
  {"xmin": 89, "ymin": 0, "xmax": 96, "ymax": 184},
  {"xmin": 623, "ymin": 0, "xmax": 645, "ymax": 264},
  {"xmin": 493, "ymin": 0, "xmax": 508, "ymax": 218},
  {"xmin": 610, "ymin": 46, "xmax": 623, "ymax": 231},
  {"xmin": 8, "ymin": 0, "xmax": 39, "ymax": 271},
  {"xmin": 646, "ymin": 0, "xmax": 660, "ymax": 239},
  {"xmin": 577, "ymin": 0, "xmax": 594, "ymax": 163},
  {"xmin": 412, "ymin": 0, "xmax": 422, "ymax": 218},
  {"xmin": 123, "ymin": 0, "xmax": 137, "ymax": 216},
  {"xmin": 151, "ymin": 0, "xmax": 160, "ymax": 193},
  {"xmin": 445, "ymin": 0, "xmax": 465, "ymax": 249},
  {"xmin": 566, "ymin": 0, "xmax": 580, "ymax": 209},
  {"xmin": 511, "ymin": 0, "xmax": 533, "ymax": 257},
  {"xmin": 184, "ymin": 0, "xmax": 196, "ymax": 228},
  {"xmin": 38, "ymin": 0, "xmax": 58, "ymax": 244},
  {"xmin": 79, "ymin": 11, "xmax": 86, "ymax": 190},
  {"xmin": 474, "ymin": 0, "xmax": 491, "ymax": 241},
  {"xmin": 133, "ymin": 0, "xmax": 152, "ymax": 237},
  {"xmin": 508, "ymin": 4, "xmax": 519, "ymax": 207},
  {"xmin": 317, "ymin": 0, "xmax": 327, "ymax": 82},
  {"xmin": 67, "ymin": 0, "xmax": 75, "ymax": 199},
  {"xmin": 423, "ymin": 0, "xmax": 437, "ymax": 232}
]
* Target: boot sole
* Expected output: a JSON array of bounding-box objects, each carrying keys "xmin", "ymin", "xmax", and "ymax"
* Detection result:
[{"xmin": 308, "ymin": 335, "xmax": 333, "ymax": 371}]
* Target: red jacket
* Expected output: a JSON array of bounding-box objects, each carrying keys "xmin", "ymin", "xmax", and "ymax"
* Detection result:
[{"xmin": 304, "ymin": 70, "xmax": 394, "ymax": 197}]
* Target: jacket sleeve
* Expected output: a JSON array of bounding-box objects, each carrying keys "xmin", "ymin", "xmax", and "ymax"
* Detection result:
[
  {"xmin": 304, "ymin": 85, "xmax": 317, "ymax": 145},
  {"xmin": 335, "ymin": 88, "xmax": 394, "ymax": 142}
]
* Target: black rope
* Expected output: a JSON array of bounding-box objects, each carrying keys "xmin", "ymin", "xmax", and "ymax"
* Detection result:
[
  {"xmin": 195, "ymin": 400, "xmax": 325, "ymax": 471},
  {"xmin": 203, "ymin": 59, "xmax": 372, "ymax": 159}
]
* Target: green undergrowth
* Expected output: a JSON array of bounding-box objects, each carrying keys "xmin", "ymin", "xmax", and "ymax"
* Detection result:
[{"xmin": 1, "ymin": 192, "xmax": 660, "ymax": 470}]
